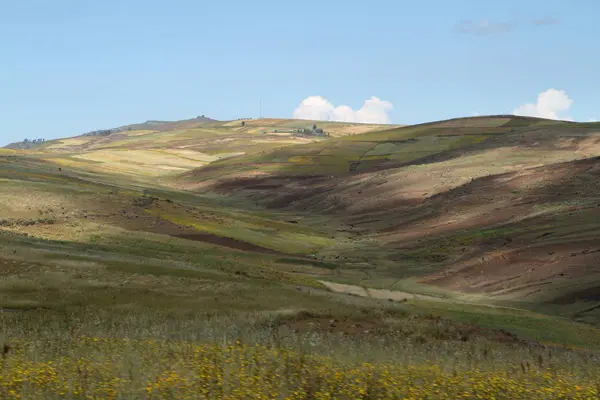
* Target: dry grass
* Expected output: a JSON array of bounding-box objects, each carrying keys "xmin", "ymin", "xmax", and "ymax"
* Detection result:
[
  {"xmin": 52, "ymin": 149, "xmax": 215, "ymax": 177},
  {"xmin": 0, "ymin": 185, "xmax": 75, "ymax": 220},
  {"xmin": 0, "ymin": 311, "xmax": 599, "ymax": 399},
  {"xmin": 44, "ymin": 137, "xmax": 96, "ymax": 149}
]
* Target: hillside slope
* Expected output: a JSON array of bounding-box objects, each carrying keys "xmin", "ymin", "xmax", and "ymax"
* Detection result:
[
  {"xmin": 178, "ymin": 115, "xmax": 600, "ymax": 323},
  {"xmin": 19, "ymin": 118, "xmax": 399, "ymax": 182},
  {"xmin": 3, "ymin": 113, "xmax": 600, "ymax": 367}
]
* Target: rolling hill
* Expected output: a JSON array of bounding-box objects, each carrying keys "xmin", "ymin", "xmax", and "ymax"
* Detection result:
[
  {"xmin": 178, "ymin": 115, "xmax": 600, "ymax": 324},
  {"xmin": 3, "ymin": 113, "xmax": 598, "ymax": 326},
  {"xmin": 2, "ymin": 114, "xmax": 600, "ymax": 398},
  {"xmin": 8, "ymin": 118, "xmax": 400, "ymax": 182}
]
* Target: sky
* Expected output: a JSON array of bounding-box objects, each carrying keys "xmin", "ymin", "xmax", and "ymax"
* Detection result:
[{"xmin": 1, "ymin": 0, "xmax": 599, "ymax": 145}]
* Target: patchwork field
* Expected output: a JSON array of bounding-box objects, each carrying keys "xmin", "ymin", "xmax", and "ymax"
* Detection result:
[
  {"xmin": 2, "ymin": 115, "xmax": 600, "ymax": 398},
  {"xmin": 21, "ymin": 119, "xmax": 399, "ymax": 187}
]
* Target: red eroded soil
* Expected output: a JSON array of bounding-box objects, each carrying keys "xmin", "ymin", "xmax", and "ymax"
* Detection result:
[{"xmin": 419, "ymin": 241, "xmax": 600, "ymax": 297}]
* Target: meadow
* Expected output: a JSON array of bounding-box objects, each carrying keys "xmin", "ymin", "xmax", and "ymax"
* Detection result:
[{"xmin": 1, "ymin": 307, "xmax": 600, "ymax": 399}]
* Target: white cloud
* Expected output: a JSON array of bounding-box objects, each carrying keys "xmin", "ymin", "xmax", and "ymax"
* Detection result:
[
  {"xmin": 589, "ymin": 118, "xmax": 597, "ymax": 122},
  {"xmin": 291, "ymin": 96, "xmax": 335, "ymax": 121},
  {"xmin": 512, "ymin": 88, "xmax": 574, "ymax": 121},
  {"xmin": 293, "ymin": 96, "xmax": 393, "ymax": 124}
]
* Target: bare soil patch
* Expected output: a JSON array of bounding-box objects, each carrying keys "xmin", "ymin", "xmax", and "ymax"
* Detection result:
[{"xmin": 275, "ymin": 310, "xmax": 521, "ymax": 344}]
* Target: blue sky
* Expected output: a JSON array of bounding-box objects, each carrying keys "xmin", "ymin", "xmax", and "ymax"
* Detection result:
[{"xmin": 1, "ymin": 0, "xmax": 598, "ymax": 145}]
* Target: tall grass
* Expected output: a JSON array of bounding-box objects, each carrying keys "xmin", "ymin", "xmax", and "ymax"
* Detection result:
[{"xmin": 0, "ymin": 310, "xmax": 599, "ymax": 399}]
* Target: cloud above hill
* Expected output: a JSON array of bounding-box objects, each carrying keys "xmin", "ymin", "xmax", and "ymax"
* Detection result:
[
  {"xmin": 293, "ymin": 96, "xmax": 393, "ymax": 124},
  {"xmin": 512, "ymin": 88, "xmax": 574, "ymax": 121}
]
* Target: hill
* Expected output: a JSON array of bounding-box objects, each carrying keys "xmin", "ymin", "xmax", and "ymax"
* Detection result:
[
  {"xmin": 115, "ymin": 114, "xmax": 218, "ymax": 132},
  {"xmin": 179, "ymin": 115, "xmax": 600, "ymax": 324},
  {"xmin": 13, "ymin": 118, "xmax": 399, "ymax": 182},
  {"xmin": 2, "ymin": 113, "xmax": 600, "ymax": 398},
  {"xmin": 1, "ymin": 116, "xmax": 217, "ymax": 150},
  {"xmin": 4, "ymin": 138, "xmax": 47, "ymax": 150}
]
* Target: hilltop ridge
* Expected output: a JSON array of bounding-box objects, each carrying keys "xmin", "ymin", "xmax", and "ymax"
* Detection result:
[{"xmin": 3, "ymin": 115, "xmax": 399, "ymax": 150}]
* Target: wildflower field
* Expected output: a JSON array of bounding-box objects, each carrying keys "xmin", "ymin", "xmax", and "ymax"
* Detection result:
[{"xmin": 1, "ymin": 311, "xmax": 599, "ymax": 400}]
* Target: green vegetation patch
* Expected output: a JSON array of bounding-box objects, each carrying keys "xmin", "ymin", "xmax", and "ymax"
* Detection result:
[
  {"xmin": 408, "ymin": 299, "xmax": 600, "ymax": 349},
  {"xmin": 145, "ymin": 208, "xmax": 337, "ymax": 255},
  {"xmin": 276, "ymin": 257, "xmax": 340, "ymax": 270}
]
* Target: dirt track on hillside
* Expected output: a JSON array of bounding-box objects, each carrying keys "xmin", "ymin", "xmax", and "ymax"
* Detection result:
[
  {"xmin": 317, "ymin": 280, "xmax": 537, "ymax": 316},
  {"xmin": 318, "ymin": 280, "xmax": 442, "ymax": 302}
]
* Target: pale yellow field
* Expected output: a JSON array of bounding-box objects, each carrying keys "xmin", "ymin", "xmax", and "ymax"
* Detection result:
[
  {"xmin": 0, "ymin": 181, "xmax": 77, "ymax": 219},
  {"xmin": 49, "ymin": 149, "xmax": 218, "ymax": 177},
  {"xmin": 45, "ymin": 130, "xmax": 158, "ymax": 150},
  {"xmin": 121, "ymin": 129, "xmax": 158, "ymax": 136},
  {"xmin": 44, "ymin": 137, "xmax": 96, "ymax": 149}
]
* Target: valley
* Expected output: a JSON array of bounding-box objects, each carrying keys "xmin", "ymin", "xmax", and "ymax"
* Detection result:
[{"xmin": 1, "ymin": 115, "xmax": 600, "ymax": 398}]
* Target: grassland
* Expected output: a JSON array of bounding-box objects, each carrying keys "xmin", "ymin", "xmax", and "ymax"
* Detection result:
[
  {"xmin": 189, "ymin": 116, "xmax": 600, "ymax": 319},
  {"xmin": 2, "ymin": 115, "xmax": 600, "ymax": 398},
  {"xmin": 1, "ymin": 328, "xmax": 599, "ymax": 399}
]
